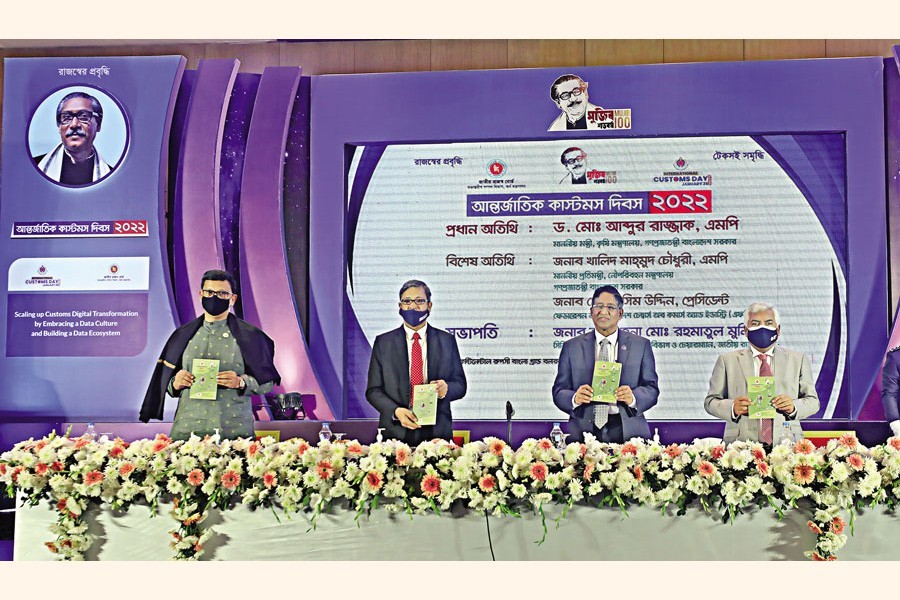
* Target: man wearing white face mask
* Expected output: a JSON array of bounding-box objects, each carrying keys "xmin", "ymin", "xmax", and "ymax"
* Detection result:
[{"xmin": 704, "ymin": 302, "xmax": 819, "ymax": 445}]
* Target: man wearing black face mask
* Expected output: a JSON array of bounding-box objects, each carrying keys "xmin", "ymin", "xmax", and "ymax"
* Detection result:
[
  {"xmin": 140, "ymin": 269, "xmax": 280, "ymax": 440},
  {"xmin": 704, "ymin": 302, "xmax": 819, "ymax": 445},
  {"xmin": 366, "ymin": 279, "xmax": 467, "ymax": 443}
]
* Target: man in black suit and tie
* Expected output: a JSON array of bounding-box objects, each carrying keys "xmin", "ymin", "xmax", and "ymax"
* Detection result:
[
  {"xmin": 553, "ymin": 285, "xmax": 659, "ymax": 442},
  {"xmin": 366, "ymin": 280, "xmax": 467, "ymax": 444}
]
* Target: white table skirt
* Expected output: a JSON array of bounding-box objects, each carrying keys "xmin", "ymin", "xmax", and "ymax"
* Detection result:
[{"xmin": 14, "ymin": 497, "xmax": 900, "ymax": 560}]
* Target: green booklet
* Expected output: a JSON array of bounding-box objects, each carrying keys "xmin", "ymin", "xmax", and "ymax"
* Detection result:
[
  {"xmin": 747, "ymin": 376, "xmax": 776, "ymax": 419},
  {"xmin": 591, "ymin": 361, "xmax": 621, "ymax": 404},
  {"xmin": 413, "ymin": 383, "xmax": 438, "ymax": 426},
  {"xmin": 190, "ymin": 358, "xmax": 220, "ymax": 400}
]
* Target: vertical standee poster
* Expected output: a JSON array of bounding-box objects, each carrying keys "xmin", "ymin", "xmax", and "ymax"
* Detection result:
[{"xmin": 0, "ymin": 56, "xmax": 186, "ymax": 421}]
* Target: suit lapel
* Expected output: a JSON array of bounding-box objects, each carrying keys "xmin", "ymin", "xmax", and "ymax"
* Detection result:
[
  {"xmin": 738, "ymin": 347, "xmax": 755, "ymax": 385},
  {"xmin": 581, "ymin": 332, "xmax": 595, "ymax": 369},
  {"xmin": 616, "ymin": 330, "xmax": 629, "ymax": 367},
  {"xmin": 772, "ymin": 346, "xmax": 787, "ymax": 393},
  {"xmin": 425, "ymin": 326, "xmax": 437, "ymax": 381}
]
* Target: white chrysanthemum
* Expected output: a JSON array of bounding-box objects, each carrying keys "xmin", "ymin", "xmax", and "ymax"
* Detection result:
[
  {"xmin": 657, "ymin": 468, "xmax": 673, "ymax": 482},
  {"xmin": 686, "ymin": 475, "xmax": 708, "ymax": 495}
]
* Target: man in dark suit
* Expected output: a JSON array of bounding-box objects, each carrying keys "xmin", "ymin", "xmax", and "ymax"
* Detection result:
[
  {"xmin": 553, "ymin": 285, "xmax": 659, "ymax": 442},
  {"xmin": 881, "ymin": 346, "xmax": 900, "ymax": 439},
  {"xmin": 366, "ymin": 280, "xmax": 467, "ymax": 444}
]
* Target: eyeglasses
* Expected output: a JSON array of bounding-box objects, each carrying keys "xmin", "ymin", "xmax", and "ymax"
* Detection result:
[
  {"xmin": 201, "ymin": 289, "xmax": 234, "ymax": 300},
  {"xmin": 400, "ymin": 299, "xmax": 428, "ymax": 308},
  {"xmin": 590, "ymin": 303, "xmax": 621, "ymax": 312},
  {"xmin": 58, "ymin": 111, "xmax": 98, "ymax": 125},
  {"xmin": 563, "ymin": 155, "xmax": 585, "ymax": 166},
  {"xmin": 557, "ymin": 87, "xmax": 584, "ymax": 102}
]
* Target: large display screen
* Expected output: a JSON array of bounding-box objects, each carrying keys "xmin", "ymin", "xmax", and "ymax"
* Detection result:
[{"xmin": 346, "ymin": 134, "xmax": 846, "ymax": 421}]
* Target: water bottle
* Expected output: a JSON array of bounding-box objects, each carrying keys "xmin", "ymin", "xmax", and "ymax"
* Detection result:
[
  {"xmin": 549, "ymin": 422, "xmax": 564, "ymax": 449},
  {"xmin": 83, "ymin": 422, "xmax": 96, "ymax": 440},
  {"xmin": 782, "ymin": 422, "xmax": 794, "ymax": 445},
  {"xmin": 376, "ymin": 428, "xmax": 384, "ymax": 443},
  {"xmin": 318, "ymin": 422, "xmax": 333, "ymax": 443},
  {"xmin": 653, "ymin": 428, "xmax": 660, "ymax": 444}
]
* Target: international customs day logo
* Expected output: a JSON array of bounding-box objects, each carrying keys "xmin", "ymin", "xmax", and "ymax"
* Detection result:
[{"xmin": 547, "ymin": 74, "xmax": 632, "ymax": 132}]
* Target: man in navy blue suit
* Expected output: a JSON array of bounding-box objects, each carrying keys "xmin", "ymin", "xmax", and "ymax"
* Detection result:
[
  {"xmin": 881, "ymin": 346, "xmax": 900, "ymax": 439},
  {"xmin": 366, "ymin": 280, "xmax": 467, "ymax": 444},
  {"xmin": 553, "ymin": 285, "xmax": 659, "ymax": 442}
]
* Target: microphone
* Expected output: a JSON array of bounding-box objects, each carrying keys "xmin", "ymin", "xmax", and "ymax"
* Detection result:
[{"xmin": 505, "ymin": 401, "xmax": 515, "ymax": 445}]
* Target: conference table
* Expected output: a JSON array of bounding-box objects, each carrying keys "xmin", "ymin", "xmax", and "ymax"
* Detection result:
[{"xmin": 14, "ymin": 495, "xmax": 900, "ymax": 560}]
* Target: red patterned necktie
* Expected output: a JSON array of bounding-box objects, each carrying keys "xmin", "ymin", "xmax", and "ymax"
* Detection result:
[
  {"xmin": 409, "ymin": 332, "xmax": 424, "ymax": 407},
  {"xmin": 758, "ymin": 354, "xmax": 773, "ymax": 444}
]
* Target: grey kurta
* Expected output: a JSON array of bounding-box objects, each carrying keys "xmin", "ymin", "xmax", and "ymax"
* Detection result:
[{"xmin": 168, "ymin": 319, "xmax": 273, "ymax": 440}]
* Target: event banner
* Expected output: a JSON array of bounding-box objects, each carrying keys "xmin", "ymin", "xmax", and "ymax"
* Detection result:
[
  {"xmin": 0, "ymin": 56, "xmax": 185, "ymax": 420},
  {"xmin": 346, "ymin": 135, "xmax": 846, "ymax": 421}
]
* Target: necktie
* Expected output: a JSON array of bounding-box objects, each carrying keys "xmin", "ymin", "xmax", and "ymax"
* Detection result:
[
  {"xmin": 410, "ymin": 332, "xmax": 424, "ymax": 407},
  {"xmin": 594, "ymin": 339, "xmax": 610, "ymax": 430},
  {"xmin": 758, "ymin": 354, "xmax": 773, "ymax": 444}
]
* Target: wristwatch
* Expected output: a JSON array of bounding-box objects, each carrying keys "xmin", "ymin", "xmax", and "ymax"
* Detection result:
[{"xmin": 238, "ymin": 376, "xmax": 246, "ymax": 390}]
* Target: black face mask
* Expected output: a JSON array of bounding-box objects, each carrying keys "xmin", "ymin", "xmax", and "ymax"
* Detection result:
[{"xmin": 202, "ymin": 295, "xmax": 231, "ymax": 317}]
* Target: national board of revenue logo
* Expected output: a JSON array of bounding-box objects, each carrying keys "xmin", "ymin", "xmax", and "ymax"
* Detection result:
[
  {"xmin": 487, "ymin": 160, "xmax": 506, "ymax": 177},
  {"xmin": 674, "ymin": 157, "xmax": 688, "ymax": 170},
  {"xmin": 110, "ymin": 264, "xmax": 119, "ymax": 274}
]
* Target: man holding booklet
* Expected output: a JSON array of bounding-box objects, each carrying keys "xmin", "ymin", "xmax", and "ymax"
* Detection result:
[
  {"xmin": 553, "ymin": 285, "xmax": 659, "ymax": 443},
  {"xmin": 704, "ymin": 302, "xmax": 819, "ymax": 445},
  {"xmin": 366, "ymin": 280, "xmax": 467, "ymax": 444},
  {"xmin": 140, "ymin": 269, "xmax": 280, "ymax": 440}
]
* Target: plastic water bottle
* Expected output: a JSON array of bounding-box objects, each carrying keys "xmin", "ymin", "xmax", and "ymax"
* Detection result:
[
  {"xmin": 376, "ymin": 428, "xmax": 384, "ymax": 443},
  {"xmin": 782, "ymin": 422, "xmax": 795, "ymax": 445},
  {"xmin": 83, "ymin": 422, "xmax": 96, "ymax": 440},
  {"xmin": 550, "ymin": 422, "xmax": 564, "ymax": 448},
  {"xmin": 318, "ymin": 422, "xmax": 333, "ymax": 443},
  {"xmin": 653, "ymin": 428, "xmax": 660, "ymax": 444}
]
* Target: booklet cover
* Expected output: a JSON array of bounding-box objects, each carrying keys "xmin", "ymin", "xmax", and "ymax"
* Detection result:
[
  {"xmin": 413, "ymin": 383, "xmax": 438, "ymax": 426},
  {"xmin": 747, "ymin": 376, "xmax": 776, "ymax": 419},
  {"xmin": 190, "ymin": 358, "xmax": 220, "ymax": 400},
  {"xmin": 591, "ymin": 361, "xmax": 621, "ymax": 403}
]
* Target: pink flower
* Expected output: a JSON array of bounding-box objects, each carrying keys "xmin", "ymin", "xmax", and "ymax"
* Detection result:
[
  {"xmin": 0, "ymin": 464, "xmax": 6, "ymax": 476},
  {"xmin": 529, "ymin": 462, "xmax": 548, "ymax": 482},
  {"xmin": 751, "ymin": 447, "xmax": 765, "ymax": 461},
  {"xmin": 35, "ymin": 463, "xmax": 49, "ymax": 476},
  {"xmin": 182, "ymin": 513, "xmax": 202, "ymax": 526},
  {"xmin": 109, "ymin": 445, "xmax": 124, "ymax": 458},
  {"xmin": 186, "ymin": 469, "xmax": 205, "ymax": 486},
  {"xmin": 421, "ymin": 474, "xmax": 442, "ymax": 497},
  {"xmin": 35, "ymin": 440, "xmax": 48, "ymax": 452},
  {"xmin": 347, "ymin": 441, "xmax": 364, "ymax": 455},
  {"xmin": 365, "ymin": 471, "xmax": 383, "ymax": 490},
  {"xmin": 810, "ymin": 552, "xmax": 837, "ymax": 561},
  {"xmin": 74, "ymin": 438, "xmax": 90, "ymax": 450},
  {"xmin": 478, "ymin": 474, "xmax": 496, "ymax": 492},
  {"xmin": 793, "ymin": 439, "xmax": 815, "ymax": 455},
  {"xmin": 11, "ymin": 467, "xmax": 22, "ymax": 483},
  {"xmin": 711, "ymin": 445, "xmax": 725, "ymax": 459},
  {"xmin": 633, "ymin": 465, "xmax": 643, "ymax": 482},
  {"xmin": 793, "ymin": 464, "xmax": 815, "ymax": 484},
  {"xmin": 45, "ymin": 542, "xmax": 59, "ymax": 553},
  {"xmin": 538, "ymin": 439, "xmax": 554, "ymax": 450},
  {"xmin": 395, "ymin": 447, "xmax": 410, "ymax": 465},
  {"xmin": 221, "ymin": 470, "xmax": 241, "ymax": 490},
  {"xmin": 830, "ymin": 516, "xmax": 846, "ymax": 535},
  {"xmin": 621, "ymin": 442, "xmax": 637, "ymax": 456},
  {"xmin": 315, "ymin": 461, "xmax": 334, "ymax": 480},
  {"xmin": 755, "ymin": 460, "xmax": 770, "ymax": 477},
  {"xmin": 847, "ymin": 453, "xmax": 865, "ymax": 471},
  {"xmin": 583, "ymin": 463, "xmax": 595, "ymax": 482},
  {"xmin": 579, "ymin": 444, "xmax": 587, "ymax": 457},
  {"xmin": 489, "ymin": 440, "xmax": 506, "ymax": 456},
  {"xmin": 247, "ymin": 442, "xmax": 260, "ymax": 458},
  {"xmin": 51, "ymin": 461, "xmax": 63, "ymax": 472},
  {"xmin": 698, "ymin": 461, "xmax": 716, "ymax": 477},
  {"xmin": 119, "ymin": 463, "xmax": 136, "ymax": 477},
  {"xmin": 297, "ymin": 440, "xmax": 310, "ymax": 456},
  {"xmin": 890, "ymin": 438, "xmax": 900, "ymax": 451},
  {"xmin": 807, "ymin": 520, "xmax": 822, "ymax": 535},
  {"xmin": 665, "ymin": 444, "xmax": 682, "ymax": 458},
  {"xmin": 84, "ymin": 470, "xmax": 103, "ymax": 486},
  {"xmin": 56, "ymin": 498, "xmax": 67, "ymax": 513},
  {"xmin": 152, "ymin": 439, "xmax": 170, "ymax": 453},
  {"xmin": 262, "ymin": 471, "xmax": 277, "ymax": 488},
  {"xmin": 838, "ymin": 433, "xmax": 857, "ymax": 449}
]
